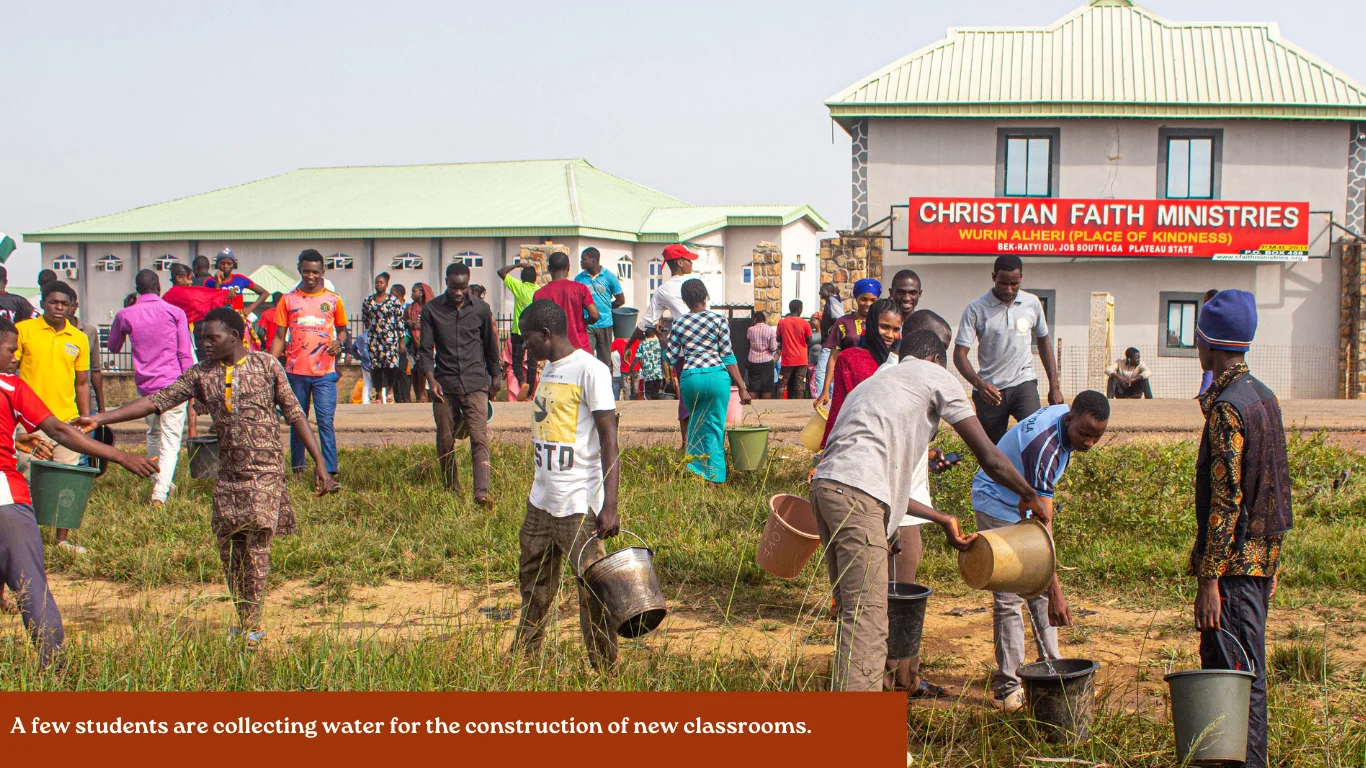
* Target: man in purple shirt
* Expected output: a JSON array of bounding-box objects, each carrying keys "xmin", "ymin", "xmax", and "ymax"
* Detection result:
[{"xmin": 108, "ymin": 269, "xmax": 196, "ymax": 506}]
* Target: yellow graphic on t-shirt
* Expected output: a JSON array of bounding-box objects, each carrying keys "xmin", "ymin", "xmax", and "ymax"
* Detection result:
[{"xmin": 532, "ymin": 381, "xmax": 581, "ymax": 444}]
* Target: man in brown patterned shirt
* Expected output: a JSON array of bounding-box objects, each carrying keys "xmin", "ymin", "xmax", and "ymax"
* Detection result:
[
  {"xmin": 85, "ymin": 307, "xmax": 338, "ymax": 648},
  {"xmin": 1190, "ymin": 289, "xmax": 1291, "ymax": 768}
]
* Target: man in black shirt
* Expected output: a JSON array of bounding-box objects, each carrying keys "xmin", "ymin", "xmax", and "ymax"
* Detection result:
[
  {"xmin": 419, "ymin": 262, "xmax": 502, "ymax": 504},
  {"xmin": 191, "ymin": 255, "xmax": 212, "ymax": 287},
  {"xmin": 0, "ymin": 267, "xmax": 37, "ymax": 323}
]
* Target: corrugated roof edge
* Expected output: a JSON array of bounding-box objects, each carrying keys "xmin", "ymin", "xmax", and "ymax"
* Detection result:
[
  {"xmin": 25, "ymin": 207, "xmax": 830, "ymax": 245},
  {"xmin": 826, "ymin": 2, "xmax": 1366, "ymax": 116}
]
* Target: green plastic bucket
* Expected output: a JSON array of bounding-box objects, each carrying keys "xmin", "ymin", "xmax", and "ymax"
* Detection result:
[
  {"xmin": 1164, "ymin": 629, "xmax": 1257, "ymax": 765},
  {"xmin": 612, "ymin": 308, "xmax": 639, "ymax": 339},
  {"xmin": 726, "ymin": 426, "xmax": 770, "ymax": 472},
  {"xmin": 29, "ymin": 459, "xmax": 100, "ymax": 529}
]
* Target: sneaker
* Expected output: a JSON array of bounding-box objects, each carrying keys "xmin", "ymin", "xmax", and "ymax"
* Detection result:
[
  {"xmin": 989, "ymin": 688, "xmax": 1025, "ymax": 713},
  {"xmin": 57, "ymin": 541, "xmax": 87, "ymax": 555}
]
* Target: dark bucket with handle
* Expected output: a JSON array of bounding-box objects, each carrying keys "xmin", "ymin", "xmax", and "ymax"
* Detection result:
[
  {"xmin": 576, "ymin": 530, "xmax": 667, "ymax": 638},
  {"xmin": 187, "ymin": 436, "xmax": 220, "ymax": 479},
  {"xmin": 1165, "ymin": 628, "xmax": 1257, "ymax": 765},
  {"xmin": 1019, "ymin": 658, "xmax": 1100, "ymax": 743},
  {"xmin": 886, "ymin": 582, "xmax": 932, "ymax": 659}
]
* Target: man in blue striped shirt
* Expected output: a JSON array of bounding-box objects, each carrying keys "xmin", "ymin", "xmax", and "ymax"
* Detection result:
[{"xmin": 970, "ymin": 390, "xmax": 1110, "ymax": 712}]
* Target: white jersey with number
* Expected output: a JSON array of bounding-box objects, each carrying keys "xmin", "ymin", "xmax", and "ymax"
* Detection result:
[{"xmin": 528, "ymin": 349, "xmax": 616, "ymax": 517}]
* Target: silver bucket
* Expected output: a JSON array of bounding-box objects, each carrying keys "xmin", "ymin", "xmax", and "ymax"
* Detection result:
[
  {"xmin": 577, "ymin": 530, "xmax": 667, "ymax": 639},
  {"xmin": 1164, "ymin": 629, "xmax": 1256, "ymax": 765}
]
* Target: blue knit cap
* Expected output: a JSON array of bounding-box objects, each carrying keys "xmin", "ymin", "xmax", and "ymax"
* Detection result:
[
  {"xmin": 852, "ymin": 278, "xmax": 881, "ymax": 298},
  {"xmin": 1196, "ymin": 289, "xmax": 1257, "ymax": 352}
]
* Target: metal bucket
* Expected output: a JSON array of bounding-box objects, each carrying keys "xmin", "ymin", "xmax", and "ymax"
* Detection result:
[
  {"xmin": 577, "ymin": 530, "xmax": 667, "ymax": 639},
  {"xmin": 756, "ymin": 494, "xmax": 820, "ymax": 579},
  {"xmin": 1165, "ymin": 629, "xmax": 1256, "ymax": 765},
  {"xmin": 187, "ymin": 435, "xmax": 220, "ymax": 479},
  {"xmin": 1019, "ymin": 658, "xmax": 1100, "ymax": 743},
  {"xmin": 886, "ymin": 582, "xmax": 932, "ymax": 660},
  {"xmin": 957, "ymin": 518, "xmax": 1055, "ymax": 597}
]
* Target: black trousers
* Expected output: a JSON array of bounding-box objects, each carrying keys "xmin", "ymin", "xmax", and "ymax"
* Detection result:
[
  {"xmin": 1200, "ymin": 575, "xmax": 1271, "ymax": 768},
  {"xmin": 1108, "ymin": 377, "xmax": 1153, "ymax": 399},
  {"xmin": 973, "ymin": 380, "xmax": 1042, "ymax": 445}
]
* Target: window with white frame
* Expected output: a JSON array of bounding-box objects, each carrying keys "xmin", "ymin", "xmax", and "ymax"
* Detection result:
[
  {"xmin": 1160, "ymin": 128, "xmax": 1221, "ymax": 200},
  {"xmin": 390, "ymin": 253, "xmax": 424, "ymax": 270},
  {"xmin": 453, "ymin": 251, "xmax": 483, "ymax": 268},
  {"xmin": 616, "ymin": 255, "xmax": 633, "ymax": 281},
  {"xmin": 647, "ymin": 258, "xmax": 664, "ymax": 293},
  {"xmin": 326, "ymin": 253, "xmax": 354, "ymax": 270},
  {"xmin": 1159, "ymin": 292, "xmax": 1203, "ymax": 358},
  {"xmin": 52, "ymin": 256, "xmax": 78, "ymax": 272},
  {"xmin": 95, "ymin": 254, "xmax": 123, "ymax": 272}
]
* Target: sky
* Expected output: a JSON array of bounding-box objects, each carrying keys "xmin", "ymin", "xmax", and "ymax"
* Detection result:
[{"xmin": 3, "ymin": 0, "xmax": 1363, "ymax": 286}]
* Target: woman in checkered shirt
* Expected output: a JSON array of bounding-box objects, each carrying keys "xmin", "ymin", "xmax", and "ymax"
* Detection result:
[{"xmin": 666, "ymin": 279, "xmax": 752, "ymax": 483}]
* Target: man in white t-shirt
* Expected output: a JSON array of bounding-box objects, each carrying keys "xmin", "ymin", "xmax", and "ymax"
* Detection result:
[
  {"xmin": 812, "ymin": 330, "xmax": 1046, "ymax": 693},
  {"xmin": 878, "ymin": 310, "xmax": 958, "ymax": 697},
  {"xmin": 631, "ymin": 244, "xmax": 697, "ymax": 448},
  {"xmin": 512, "ymin": 299, "xmax": 622, "ymax": 669}
]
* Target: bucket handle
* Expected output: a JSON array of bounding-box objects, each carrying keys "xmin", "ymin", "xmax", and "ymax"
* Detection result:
[
  {"xmin": 575, "ymin": 528, "xmax": 651, "ymax": 576},
  {"xmin": 1217, "ymin": 627, "xmax": 1257, "ymax": 677}
]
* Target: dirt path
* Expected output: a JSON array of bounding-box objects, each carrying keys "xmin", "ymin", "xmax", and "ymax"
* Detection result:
[{"xmin": 18, "ymin": 577, "xmax": 1363, "ymax": 704}]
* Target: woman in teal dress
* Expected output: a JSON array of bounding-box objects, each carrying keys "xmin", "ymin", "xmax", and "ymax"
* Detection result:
[{"xmin": 666, "ymin": 279, "xmax": 752, "ymax": 483}]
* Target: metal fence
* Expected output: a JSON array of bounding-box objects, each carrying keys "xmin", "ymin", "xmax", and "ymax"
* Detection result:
[{"xmin": 993, "ymin": 344, "xmax": 1338, "ymax": 400}]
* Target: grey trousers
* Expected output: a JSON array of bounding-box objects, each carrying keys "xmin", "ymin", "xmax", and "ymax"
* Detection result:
[
  {"xmin": 0, "ymin": 504, "xmax": 64, "ymax": 665},
  {"xmin": 810, "ymin": 478, "xmax": 891, "ymax": 692},
  {"xmin": 975, "ymin": 511, "xmax": 1060, "ymax": 697},
  {"xmin": 511, "ymin": 504, "xmax": 617, "ymax": 669},
  {"xmin": 588, "ymin": 327, "xmax": 614, "ymax": 369}
]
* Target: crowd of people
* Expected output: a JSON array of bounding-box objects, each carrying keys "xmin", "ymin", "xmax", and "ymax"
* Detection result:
[{"xmin": 0, "ymin": 244, "xmax": 1290, "ymax": 766}]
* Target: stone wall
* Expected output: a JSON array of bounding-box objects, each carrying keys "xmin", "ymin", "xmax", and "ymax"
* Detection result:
[
  {"xmin": 517, "ymin": 242, "xmax": 568, "ymax": 287},
  {"xmin": 818, "ymin": 235, "xmax": 883, "ymax": 303},
  {"xmin": 750, "ymin": 242, "xmax": 783, "ymax": 320},
  {"xmin": 1342, "ymin": 241, "xmax": 1365, "ymax": 399}
]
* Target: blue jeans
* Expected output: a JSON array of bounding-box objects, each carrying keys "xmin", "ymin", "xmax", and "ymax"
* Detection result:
[{"xmin": 286, "ymin": 371, "xmax": 339, "ymax": 474}]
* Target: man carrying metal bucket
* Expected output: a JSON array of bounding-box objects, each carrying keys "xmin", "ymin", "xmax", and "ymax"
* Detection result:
[
  {"xmin": 1190, "ymin": 289, "xmax": 1291, "ymax": 768},
  {"xmin": 969, "ymin": 390, "xmax": 1110, "ymax": 712},
  {"xmin": 0, "ymin": 316, "xmax": 158, "ymax": 665},
  {"xmin": 810, "ymin": 328, "xmax": 1046, "ymax": 692},
  {"xmin": 511, "ymin": 299, "xmax": 621, "ymax": 669}
]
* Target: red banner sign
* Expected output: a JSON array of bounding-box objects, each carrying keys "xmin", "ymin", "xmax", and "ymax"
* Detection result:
[{"xmin": 906, "ymin": 197, "xmax": 1310, "ymax": 259}]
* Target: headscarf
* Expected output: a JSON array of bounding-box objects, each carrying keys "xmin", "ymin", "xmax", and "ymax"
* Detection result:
[
  {"xmin": 853, "ymin": 278, "xmax": 881, "ymax": 299},
  {"xmin": 859, "ymin": 298, "xmax": 900, "ymax": 366}
]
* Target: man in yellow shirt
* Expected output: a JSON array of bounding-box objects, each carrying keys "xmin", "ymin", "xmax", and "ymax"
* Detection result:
[{"xmin": 16, "ymin": 281, "xmax": 91, "ymax": 552}]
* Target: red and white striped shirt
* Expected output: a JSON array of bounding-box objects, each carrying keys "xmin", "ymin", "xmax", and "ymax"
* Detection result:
[{"xmin": 0, "ymin": 373, "xmax": 54, "ymax": 506}]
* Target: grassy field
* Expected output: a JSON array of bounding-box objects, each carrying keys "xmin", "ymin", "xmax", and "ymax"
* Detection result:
[{"xmin": 4, "ymin": 430, "xmax": 1364, "ymax": 765}]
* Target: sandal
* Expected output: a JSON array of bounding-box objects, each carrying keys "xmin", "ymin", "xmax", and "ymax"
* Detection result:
[{"xmin": 908, "ymin": 679, "xmax": 949, "ymax": 699}]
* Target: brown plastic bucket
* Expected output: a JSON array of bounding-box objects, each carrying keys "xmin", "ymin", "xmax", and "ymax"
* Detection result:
[
  {"xmin": 756, "ymin": 494, "xmax": 821, "ymax": 579},
  {"xmin": 957, "ymin": 518, "xmax": 1056, "ymax": 597}
]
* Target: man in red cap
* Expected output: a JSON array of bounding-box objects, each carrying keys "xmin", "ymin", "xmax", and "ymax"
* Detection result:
[{"xmin": 631, "ymin": 244, "xmax": 697, "ymax": 447}]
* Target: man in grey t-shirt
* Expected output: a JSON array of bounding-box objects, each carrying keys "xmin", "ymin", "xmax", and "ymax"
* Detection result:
[
  {"xmin": 811, "ymin": 330, "xmax": 1047, "ymax": 692},
  {"xmin": 953, "ymin": 254, "xmax": 1063, "ymax": 444}
]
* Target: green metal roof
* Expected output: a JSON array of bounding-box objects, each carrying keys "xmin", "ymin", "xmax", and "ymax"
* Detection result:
[
  {"xmin": 827, "ymin": 0, "xmax": 1366, "ymax": 122},
  {"xmin": 25, "ymin": 159, "xmax": 825, "ymax": 244}
]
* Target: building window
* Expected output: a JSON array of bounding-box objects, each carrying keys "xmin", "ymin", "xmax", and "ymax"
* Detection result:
[
  {"xmin": 616, "ymin": 255, "xmax": 633, "ymax": 281},
  {"xmin": 453, "ymin": 251, "xmax": 484, "ymax": 268},
  {"xmin": 391, "ymin": 253, "xmax": 424, "ymax": 270},
  {"xmin": 52, "ymin": 256, "xmax": 78, "ymax": 272},
  {"xmin": 95, "ymin": 254, "xmax": 123, "ymax": 273},
  {"xmin": 647, "ymin": 258, "xmax": 664, "ymax": 293},
  {"xmin": 742, "ymin": 264, "xmax": 753, "ymax": 284},
  {"xmin": 1159, "ymin": 128, "xmax": 1222, "ymax": 200},
  {"xmin": 151, "ymin": 255, "xmax": 179, "ymax": 272},
  {"xmin": 1159, "ymin": 291, "xmax": 1203, "ymax": 358},
  {"xmin": 326, "ymin": 253, "xmax": 354, "ymax": 270},
  {"xmin": 1025, "ymin": 289, "xmax": 1056, "ymax": 350},
  {"xmin": 996, "ymin": 128, "xmax": 1059, "ymax": 198}
]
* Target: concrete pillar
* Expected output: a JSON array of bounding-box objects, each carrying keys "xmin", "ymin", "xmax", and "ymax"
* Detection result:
[
  {"xmin": 517, "ymin": 243, "xmax": 567, "ymax": 288},
  {"xmin": 1088, "ymin": 292, "xmax": 1114, "ymax": 393}
]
